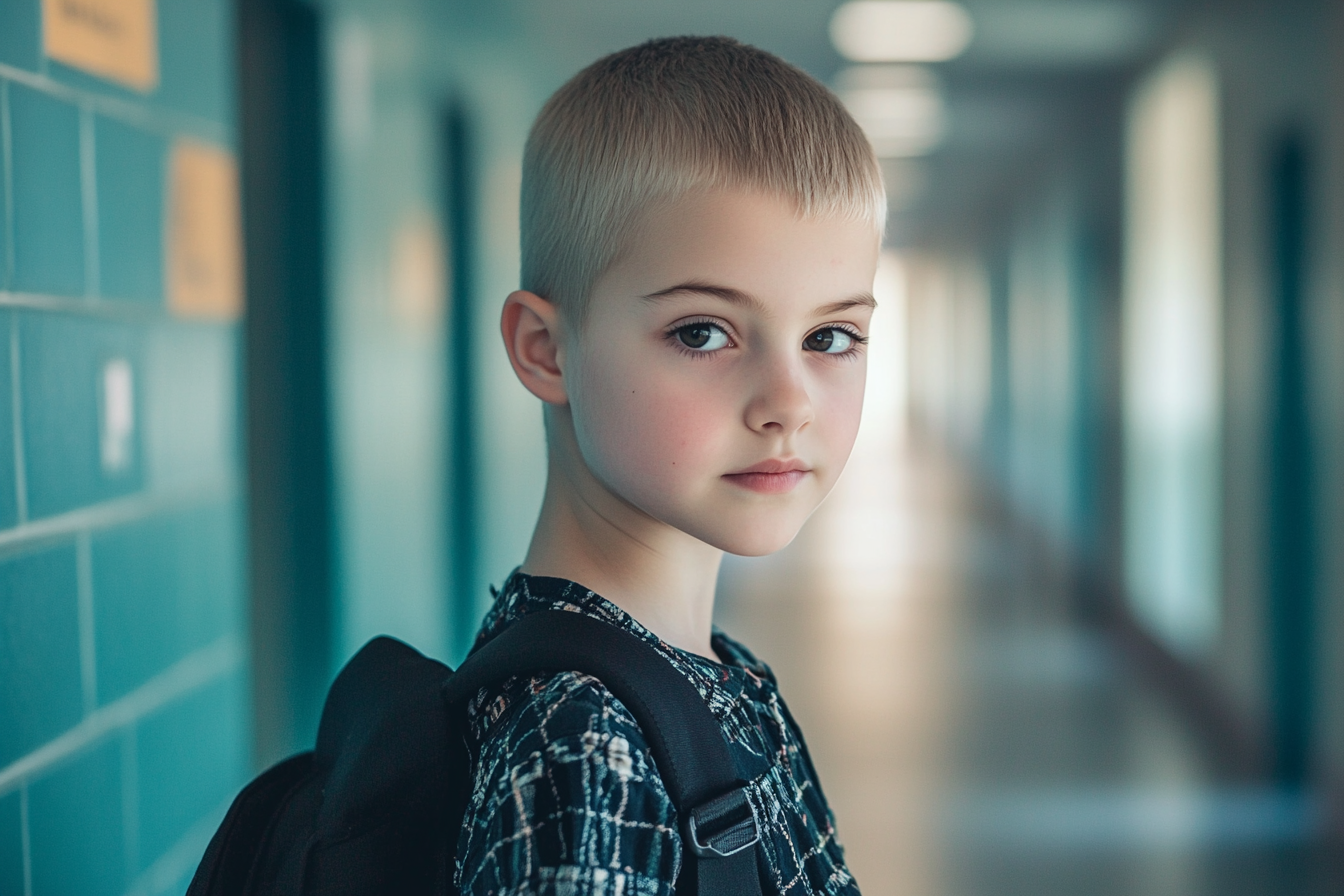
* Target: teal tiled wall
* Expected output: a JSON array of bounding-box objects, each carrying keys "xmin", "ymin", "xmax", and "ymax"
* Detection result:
[
  {"xmin": 92, "ymin": 504, "xmax": 243, "ymax": 705},
  {"xmin": 0, "ymin": 3, "xmax": 40, "ymax": 73},
  {"xmin": 8, "ymin": 84, "xmax": 85, "ymax": 297},
  {"xmin": 95, "ymin": 117, "xmax": 167, "ymax": 304},
  {"xmin": 0, "ymin": 790, "xmax": 21, "ymax": 894},
  {"xmin": 0, "ymin": 2, "xmax": 248, "ymax": 894},
  {"xmin": 136, "ymin": 674, "xmax": 248, "ymax": 870},
  {"xmin": 27, "ymin": 741, "xmax": 125, "ymax": 896},
  {"xmin": 21, "ymin": 312, "xmax": 147, "ymax": 516},
  {"xmin": 0, "ymin": 542, "xmax": 83, "ymax": 767},
  {"xmin": 0, "ymin": 317, "xmax": 19, "ymax": 528}
]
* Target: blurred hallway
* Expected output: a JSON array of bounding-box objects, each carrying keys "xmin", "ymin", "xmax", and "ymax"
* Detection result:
[
  {"xmin": 5, "ymin": 0, "xmax": 1344, "ymax": 890},
  {"xmin": 719, "ymin": 433, "xmax": 1344, "ymax": 896}
]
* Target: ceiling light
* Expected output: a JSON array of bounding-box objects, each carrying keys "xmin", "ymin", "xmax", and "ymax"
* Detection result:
[
  {"xmin": 836, "ymin": 65, "xmax": 946, "ymax": 158},
  {"xmin": 830, "ymin": 1, "xmax": 974, "ymax": 63}
]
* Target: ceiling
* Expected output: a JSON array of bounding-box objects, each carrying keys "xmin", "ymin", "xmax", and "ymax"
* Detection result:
[{"xmin": 440, "ymin": 0, "xmax": 1186, "ymax": 249}]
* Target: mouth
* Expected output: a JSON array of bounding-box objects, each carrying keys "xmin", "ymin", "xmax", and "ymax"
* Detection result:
[{"xmin": 722, "ymin": 458, "xmax": 811, "ymax": 494}]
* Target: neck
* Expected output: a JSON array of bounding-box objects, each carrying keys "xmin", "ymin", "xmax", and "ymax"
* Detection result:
[{"xmin": 520, "ymin": 412, "xmax": 723, "ymax": 659}]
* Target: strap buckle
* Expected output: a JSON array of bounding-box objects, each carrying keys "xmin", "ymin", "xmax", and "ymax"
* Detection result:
[{"xmin": 684, "ymin": 787, "xmax": 760, "ymax": 859}]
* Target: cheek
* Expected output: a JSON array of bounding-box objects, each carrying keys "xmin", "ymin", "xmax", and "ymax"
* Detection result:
[
  {"xmin": 574, "ymin": 354, "xmax": 737, "ymax": 492},
  {"xmin": 814, "ymin": 366, "xmax": 867, "ymax": 463}
]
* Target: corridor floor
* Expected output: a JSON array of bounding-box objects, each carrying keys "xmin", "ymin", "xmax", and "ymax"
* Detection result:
[{"xmin": 715, "ymin": 436, "xmax": 1344, "ymax": 896}]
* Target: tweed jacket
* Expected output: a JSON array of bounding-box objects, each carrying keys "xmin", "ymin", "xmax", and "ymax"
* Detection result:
[{"xmin": 455, "ymin": 571, "xmax": 860, "ymax": 896}]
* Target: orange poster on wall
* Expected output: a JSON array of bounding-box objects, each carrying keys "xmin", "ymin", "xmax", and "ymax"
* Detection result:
[
  {"xmin": 42, "ymin": 0, "xmax": 159, "ymax": 92},
  {"xmin": 166, "ymin": 140, "xmax": 243, "ymax": 321}
]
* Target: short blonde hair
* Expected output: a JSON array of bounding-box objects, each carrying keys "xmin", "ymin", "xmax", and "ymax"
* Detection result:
[{"xmin": 521, "ymin": 36, "xmax": 886, "ymax": 318}]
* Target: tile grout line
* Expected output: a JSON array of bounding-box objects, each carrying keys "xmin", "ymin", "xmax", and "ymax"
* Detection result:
[
  {"xmin": 10, "ymin": 314, "xmax": 26, "ymax": 523},
  {"xmin": 121, "ymin": 727, "xmax": 140, "ymax": 881},
  {"xmin": 80, "ymin": 104, "xmax": 98, "ymax": 299},
  {"xmin": 19, "ymin": 783, "xmax": 31, "ymax": 896},
  {"xmin": 0, "ymin": 478, "xmax": 237, "ymax": 553},
  {"xmin": 0, "ymin": 62, "xmax": 229, "ymax": 148},
  {"xmin": 2, "ymin": 79, "xmax": 14, "ymax": 291},
  {"xmin": 0, "ymin": 288, "xmax": 187, "ymax": 322},
  {"xmin": 0, "ymin": 634, "xmax": 244, "ymax": 795},
  {"xmin": 76, "ymin": 530, "xmax": 98, "ymax": 714}
]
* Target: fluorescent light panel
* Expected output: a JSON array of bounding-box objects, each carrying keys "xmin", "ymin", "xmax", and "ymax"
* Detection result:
[
  {"xmin": 837, "ymin": 65, "xmax": 945, "ymax": 158},
  {"xmin": 830, "ymin": 1, "xmax": 974, "ymax": 63}
]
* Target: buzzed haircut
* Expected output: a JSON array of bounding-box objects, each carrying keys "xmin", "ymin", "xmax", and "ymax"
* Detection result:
[{"xmin": 521, "ymin": 36, "xmax": 886, "ymax": 319}]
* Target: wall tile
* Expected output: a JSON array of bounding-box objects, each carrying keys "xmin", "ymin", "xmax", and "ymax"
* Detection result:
[
  {"xmin": 20, "ymin": 312, "xmax": 145, "ymax": 518},
  {"xmin": 0, "ymin": 541, "xmax": 82, "ymax": 768},
  {"xmin": 0, "ymin": 84, "xmax": 9, "ymax": 292},
  {"xmin": 0, "ymin": 1, "xmax": 41, "ymax": 72},
  {"xmin": 156, "ymin": 0, "xmax": 234, "ymax": 126},
  {"xmin": 144, "ymin": 322, "xmax": 241, "ymax": 493},
  {"xmin": 93, "ymin": 501, "xmax": 243, "ymax": 704},
  {"xmin": 0, "ymin": 789, "xmax": 23, "ymax": 896},
  {"xmin": 27, "ymin": 741, "xmax": 124, "ymax": 896},
  {"xmin": 8, "ymin": 84, "xmax": 85, "ymax": 297},
  {"xmin": 0, "ymin": 312, "xmax": 19, "ymax": 529},
  {"xmin": 96, "ymin": 116, "xmax": 166, "ymax": 303},
  {"xmin": 136, "ymin": 673, "xmax": 247, "ymax": 872}
]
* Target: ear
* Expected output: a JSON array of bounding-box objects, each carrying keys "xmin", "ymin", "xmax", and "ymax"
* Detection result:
[{"xmin": 501, "ymin": 290, "xmax": 568, "ymax": 405}]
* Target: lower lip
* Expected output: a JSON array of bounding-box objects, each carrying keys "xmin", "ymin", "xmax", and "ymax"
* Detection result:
[{"xmin": 722, "ymin": 470, "xmax": 809, "ymax": 494}]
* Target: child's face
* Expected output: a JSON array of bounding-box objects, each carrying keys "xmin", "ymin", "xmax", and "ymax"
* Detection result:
[{"xmin": 563, "ymin": 188, "xmax": 881, "ymax": 556}]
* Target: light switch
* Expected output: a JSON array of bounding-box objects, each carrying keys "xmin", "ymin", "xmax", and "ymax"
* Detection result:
[{"xmin": 100, "ymin": 357, "xmax": 134, "ymax": 474}]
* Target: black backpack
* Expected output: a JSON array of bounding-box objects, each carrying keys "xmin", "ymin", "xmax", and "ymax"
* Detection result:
[{"xmin": 187, "ymin": 610, "xmax": 764, "ymax": 895}]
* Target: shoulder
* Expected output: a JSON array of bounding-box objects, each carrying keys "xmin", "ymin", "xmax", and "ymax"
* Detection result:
[
  {"xmin": 473, "ymin": 669, "xmax": 664, "ymax": 790},
  {"xmin": 458, "ymin": 670, "xmax": 682, "ymax": 895},
  {"xmin": 712, "ymin": 629, "xmax": 779, "ymax": 684}
]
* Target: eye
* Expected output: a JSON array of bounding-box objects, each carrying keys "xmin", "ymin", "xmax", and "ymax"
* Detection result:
[
  {"xmin": 675, "ymin": 323, "xmax": 731, "ymax": 352},
  {"xmin": 803, "ymin": 327, "xmax": 856, "ymax": 354}
]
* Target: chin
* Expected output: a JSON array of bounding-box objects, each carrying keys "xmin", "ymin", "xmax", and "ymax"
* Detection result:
[{"xmin": 700, "ymin": 517, "xmax": 805, "ymax": 557}]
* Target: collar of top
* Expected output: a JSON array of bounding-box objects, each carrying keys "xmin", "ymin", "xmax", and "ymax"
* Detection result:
[{"xmin": 474, "ymin": 569, "xmax": 767, "ymax": 711}]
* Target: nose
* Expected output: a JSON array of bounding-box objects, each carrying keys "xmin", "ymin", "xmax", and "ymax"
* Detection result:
[{"xmin": 744, "ymin": 354, "xmax": 815, "ymax": 436}]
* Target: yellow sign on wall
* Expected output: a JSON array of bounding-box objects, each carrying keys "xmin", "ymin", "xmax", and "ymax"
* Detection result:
[
  {"xmin": 389, "ymin": 208, "xmax": 447, "ymax": 330},
  {"xmin": 43, "ymin": 0, "xmax": 159, "ymax": 92},
  {"xmin": 166, "ymin": 140, "xmax": 243, "ymax": 321}
]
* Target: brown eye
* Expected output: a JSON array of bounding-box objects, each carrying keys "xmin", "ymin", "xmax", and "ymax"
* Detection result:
[
  {"xmin": 805, "ymin": 330, "xmax": 833, "ymax": 352},
  {"xmin": 804, "ymin": 328, "xmax": 856, "ymax": 353},
  {"xmin": 675, "ymin": 324, "xmax": 729, "ymax": 351}
]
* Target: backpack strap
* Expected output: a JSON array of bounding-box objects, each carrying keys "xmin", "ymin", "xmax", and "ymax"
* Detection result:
[{"xmin": 443, "ymin": 610, "xmax": 764, "ymax": 896}]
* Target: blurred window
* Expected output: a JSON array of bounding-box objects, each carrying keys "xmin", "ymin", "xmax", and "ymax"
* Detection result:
[{"xmin": 1122, "ymin": 50, "xmax": 1222, "ymax": 655}]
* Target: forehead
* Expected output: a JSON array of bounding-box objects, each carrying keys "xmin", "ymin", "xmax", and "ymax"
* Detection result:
[{"xmin": 590, "ymin": 188, "xmax": 881, "ymax": 316}]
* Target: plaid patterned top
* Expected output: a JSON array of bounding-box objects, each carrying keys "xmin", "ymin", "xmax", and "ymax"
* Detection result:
[{"xmin": 456, "ymin": 571, "xmax": 860, "ymax": 896}]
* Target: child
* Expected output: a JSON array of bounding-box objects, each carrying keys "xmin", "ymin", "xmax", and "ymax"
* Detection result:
[{"xmin": 459, "ymin": 36, "xmax": 884, "ymax": 895}]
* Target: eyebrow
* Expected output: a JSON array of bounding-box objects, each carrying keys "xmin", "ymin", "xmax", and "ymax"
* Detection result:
[
  {"xmin": 643, "ymin": 281, "xmax": 767, "ymax": 312},
  {"xmin": 642, "ymin": 281, "xmax": 878, "ymax": 316},
  {"xmin": 817, "ymin": 294, "xmax": 878, "ymax": 315}
]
